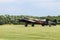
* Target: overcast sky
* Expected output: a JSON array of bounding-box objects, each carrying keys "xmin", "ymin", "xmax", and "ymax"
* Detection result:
[{"xmin": 0, "ymin": 0, "xmax": 60, "ymax": 16}]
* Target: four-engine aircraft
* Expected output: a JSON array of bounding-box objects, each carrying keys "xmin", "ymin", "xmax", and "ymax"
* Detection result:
[{"xmin": 18, "ymin": 18, "xmax": 57, "ymax": 27}]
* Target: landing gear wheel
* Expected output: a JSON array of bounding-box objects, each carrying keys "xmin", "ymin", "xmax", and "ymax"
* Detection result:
[
  {"xmin": 25, "ymin": 22, "xmax": 28, "ymax": 27},
  {"xmin": 32, "ymin": 23, "xmax": 35, "ymax": 27}
]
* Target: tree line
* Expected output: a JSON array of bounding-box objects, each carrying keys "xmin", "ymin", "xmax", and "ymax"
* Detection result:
[{"xmin": 0, "ymin": 15, "xmax": 60, "ymax": 25}]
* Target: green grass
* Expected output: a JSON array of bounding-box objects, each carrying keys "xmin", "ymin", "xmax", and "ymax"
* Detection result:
[{"xmin": 0, "ymin": 25, "xmax": 60, "ymax": 40}]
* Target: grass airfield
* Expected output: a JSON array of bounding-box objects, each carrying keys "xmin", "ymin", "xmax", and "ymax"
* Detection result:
[{"xmin": 0, "ymin": 25, "xmax": 60, "ymax": 40}]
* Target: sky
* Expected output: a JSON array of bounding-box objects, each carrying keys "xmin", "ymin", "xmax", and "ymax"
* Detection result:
[{"xmin": 0, "ymin": 0, "xmax": 60, "ymax": 17}]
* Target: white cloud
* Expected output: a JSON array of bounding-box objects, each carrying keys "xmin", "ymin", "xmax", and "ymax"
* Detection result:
[
  {"xmin": 15, "ymin": 0, "xmax": 54, "ymax": 3},
  {"xmin": 0, "ymin": 0, "xmax": 60, "ymax": 16},
  {"xmin": 0, "ymin": 0, "xmax": 16, "ymax": 3},
  {"xmin": 16, "ymin": 0, "xmax": 60, "ymax": 7}
]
